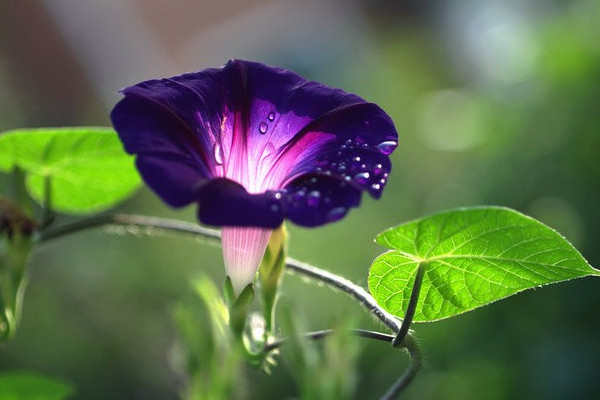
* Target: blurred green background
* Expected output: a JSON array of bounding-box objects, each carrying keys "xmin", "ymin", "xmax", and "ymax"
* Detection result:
[{"xmin": 1, "ymin": 0, "xmax": 599, "ymax": 399}]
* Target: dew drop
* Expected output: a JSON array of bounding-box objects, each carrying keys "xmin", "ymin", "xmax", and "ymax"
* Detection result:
[
  {"xmin": 259, "ymin": 122, "xmax": 268, "ymax": 134},
  {"xmin": 261, "ymin": 142, "xmax": 276, "ymax": 158},
  {"xmin": 354, "ymin": 172, "xmax": 370, "ymax": 184},
  {"xmin": 213, "ymin": 142, "xmax": 223, "ymax": 165},
  {"xmin": 327, "ymin": 207, "xmax": 346, "ymax": 221},
  {"xmin": 371, "ymin": 183, "xmax": 381, "ymax": 191},
  {"xmin": 345, "ymin": 139, "xmax": 353, "ymax": 146},
  {"xmin": 268, "ymin": 112, "xmax": 276, "ymax": 121},
  {"xmin": 344, "ymin": 176, "xmax": 351, "ymax": 181},
  {"xmin": 307, "ymin": 191, "xmax": 321, "ymax": 206},
  {"xmin": 374, "ymin": 163, "xmax": 383, "ymax": 174},
  {"xmin": 360, "ymin": 164, "xmax": 367, "ymax": 170},
  {"xmin": 377, "ymin": 140, "xmax": 397, "ymax": 155},
  {"xmin": 294, "ymin": 190, "xmax": 306, "ymax": 200},
  {"xmin": 274, "ymin": 192, "xmax": 283, "ymax": 200}
]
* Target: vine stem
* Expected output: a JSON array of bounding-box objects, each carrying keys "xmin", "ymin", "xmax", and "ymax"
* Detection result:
[
  {"xmin": 37, "ymin": 213, "xmax": 421, "ymax": 398},
  {"xmin": 38, "ymin": 214, "xmax": 402, "ymax": 331},
  {"xmin": 264, "ymin": 328, "xmax": 422, "ymax": 400}
]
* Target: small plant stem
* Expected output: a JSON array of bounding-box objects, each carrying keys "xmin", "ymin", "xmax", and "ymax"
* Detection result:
[
  {"xmin": 264, "ymin": 328, "xmax": 422, "ymax": 400},
  {"xmin": 38, "ymin": 214, "xmax": 421, "ymax": 398},
  {"xmin": 382, "ymin": 334, "xmax": 422, "ymax": 400},
  {"xmin": 41, "ymin": 176, "xmax": 54, "ymax": 228},
  {"xmin": 392, "ymin": 263, "xmax": 426, "ymax": 347},
  {"xmin": 39, "ymin": 214, "xmax": 402, "ymax": 333},
  {"xmin": 285, "ymin": 258, "xmax": 402, "ymax": 333},
  {"xmin": 37, "ymin": 214, "xmax": 221, "ymax": 243}
]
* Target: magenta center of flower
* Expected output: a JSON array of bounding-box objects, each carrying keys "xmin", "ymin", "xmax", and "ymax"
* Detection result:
[{"xmin": 206, "ymin": 100, "xmax": 335, "ymax": 195}]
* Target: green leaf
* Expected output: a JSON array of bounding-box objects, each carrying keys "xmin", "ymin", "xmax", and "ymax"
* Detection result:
[
  {"xmin": 368, "ymin": 207, "xmax": 600, "ymax": 322},
  {"xmin": 0, "ymin": 370, "xmax": 74, "ymax": 400},
  {"xmin": 0, "ymin": 127, "xmax": 141, "ymax": 214}
]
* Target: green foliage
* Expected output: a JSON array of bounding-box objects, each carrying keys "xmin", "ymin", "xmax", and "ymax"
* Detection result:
[
  {"xmin": 174, "ymin": 277, "xmax": 242, "ymax": 400},
  {"xmin": 369, "ymin": 207, "xmax": 599, "ymax": 322},
  {"xmin": 279, "ymin": 307, "xmax": 360, "ymax": 400},
  {"xmin": 0, "ymin": 127, "xmax": 140, "ymax": 214},
  {"xmin": 0, "ymin": 371, "xmax": 74, "ymax": 400}
]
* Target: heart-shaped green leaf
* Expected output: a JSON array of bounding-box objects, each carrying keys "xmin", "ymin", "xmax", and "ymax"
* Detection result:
[
  {"xmin": 368, "ymin": 207, "xmax": 599, "ymax": 322},
  {"xmin": 0, "ymin": 127, "xmax": 140, "ymax": 214}
]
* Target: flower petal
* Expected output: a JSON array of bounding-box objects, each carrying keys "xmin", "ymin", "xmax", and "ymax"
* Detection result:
[
  {"xmin": 221, "ymin": 226, "xmax": 271, "ymax": 295},
  {"xmin": 111, "ymin": 60, "xmax": 398, "ymax": 228},
  {"xmin": 196, "ymin": 178, "xmax": 284, "ymax": 228},
  {"xmin": 281, "ymin": 173, "xmax": 362, "ymax": 227}
]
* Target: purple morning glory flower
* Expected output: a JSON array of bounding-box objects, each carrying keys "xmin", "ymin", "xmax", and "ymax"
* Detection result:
[{"xmin": 111, "ymin": 60, "xmax": 397, "ymax": 293}]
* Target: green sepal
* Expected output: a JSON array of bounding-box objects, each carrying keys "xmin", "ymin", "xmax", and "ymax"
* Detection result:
[
  {"xmin": 225, "ymin": 280, "xmax": 255, "ymax": 337},
  {"xmin": 258, "ymin": 224, "xmax": 288, "ymax": 336}
]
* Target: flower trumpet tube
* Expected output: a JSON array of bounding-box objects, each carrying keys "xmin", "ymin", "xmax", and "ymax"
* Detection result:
[{"xmin": 111, "ymin": 60, "xmax": 398, "ymax": 295}]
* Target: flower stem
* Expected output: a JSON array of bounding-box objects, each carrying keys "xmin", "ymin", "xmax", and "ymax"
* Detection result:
[
  {"xmin": 38, "ymin": 213, "xmax": 421, "ymax": 398},
  {"xmin": 284, "ymin": 258, "xmax": 402, "ymax": 333},
  {"xmin": 392, "ymin": 262, "xmax": 426, "ymax": 347},
  {"xmin": 264, "ymin": 328, "xmax": 422, "ymax": 400}
]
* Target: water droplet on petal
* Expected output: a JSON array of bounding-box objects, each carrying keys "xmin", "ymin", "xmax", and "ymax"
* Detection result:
[
  {"xmin": 371, "ymin": 183, "xmax": 381, "ymax": 191},
  {"xmin": 294, "ymin": 190, "xmax": 306, "ymax": 200},
  {"xmin": 213, "ymin": 142, "xmax": 223, "ymax": 165},
  {"xmin": 259, "ymin": 122, "xmax": 268, "ymax": 134},
  {"xmin": 345, "ymin": 139, "xmax": 353, "ymax": 146},
  {"xmin": 374, "ymin": 163, "xmax": 383, "ymax": 174},
  {"xmin": 274, "ymin": 192, "xmax": 283, "ymax": 200},
  {"xmin": 377, "ymin": 141, "xmax": 397, "ymax": 155},
  {"xmin": 327, "ymin": 207, "xmax": 346, "ymax": 221},
  {"xmin": 307, "ymin": 191, "xmax": 321, "ymax": 206},
  {"xmin": 354, "ymin": 172, "xmax": 370, "ymax": 184},
  {"xmin": 268, "ymin": 112, "xmax": 276, "ymax": 121}
]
